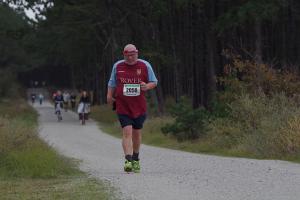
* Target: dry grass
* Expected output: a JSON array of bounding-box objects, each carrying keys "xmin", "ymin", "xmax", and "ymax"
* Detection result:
[{"xmin": 91, "ymin": 98, "xmax": 300, "ymax": 163}]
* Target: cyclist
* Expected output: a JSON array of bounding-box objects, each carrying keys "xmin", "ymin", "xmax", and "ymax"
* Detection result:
[
  {"xmin": 54, "ymin": 90, "xmax": 64, "ymax": 120},
  {"xmin": 52, "ymin": 91, "xmax": 57, "ymax": 101}
]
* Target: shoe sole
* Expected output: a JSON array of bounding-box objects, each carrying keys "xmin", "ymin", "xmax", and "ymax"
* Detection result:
[
  {"xmin": 124, "ymin": 168, "xmax": 132, "ymax": 172},
  {"xmin": 124, "ymin": 165, "xmax": 132, "ymax": 172}
]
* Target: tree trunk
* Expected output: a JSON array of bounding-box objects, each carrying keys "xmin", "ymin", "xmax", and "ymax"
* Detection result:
[
  {"xmin": 169, "ymin": 0, "xmax": 181, "ymax": 102},
  {"xmin": 204, "ymin": 0, "xmax": 217, "ymax": 109},
  {"xmin": 254, "ymin": 17, "xmax": 263, "ymax": 64}
]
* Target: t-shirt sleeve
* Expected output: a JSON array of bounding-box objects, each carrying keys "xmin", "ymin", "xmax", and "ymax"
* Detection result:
[
  {"xmin": 145, "ymin": 61, "xmax": 158, "ymax": 84},
  {"xmin": 108, "ymin": 63, "xmax": 117, "ymax": 88}
]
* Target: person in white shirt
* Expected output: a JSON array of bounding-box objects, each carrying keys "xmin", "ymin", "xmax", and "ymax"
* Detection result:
[
  {"xmin": 38, "ymin": 93, "xmax": 44, "ymax": 105},
  {"xmin": 63, "ymin": 91, "xmax": 70, "ymax": 112}
]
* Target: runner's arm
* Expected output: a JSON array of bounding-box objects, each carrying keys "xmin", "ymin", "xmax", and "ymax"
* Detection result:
[
  {"xmin": 107, "ymin": 63, "xmax": 117, "ymax": 105},
  {"xmin": 107, "ymin": 87, "xmax": 115, "ymax": 105},
  {"xmin": 141, "ymin": 60, "xmax": 158, "ymax": 91},
  {"xmin": 141, "ymin": 82, "xmax": 157, "ymax": 91}
]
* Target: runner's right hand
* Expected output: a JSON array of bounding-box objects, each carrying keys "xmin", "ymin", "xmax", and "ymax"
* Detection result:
[{"xmin": 107, "ymin": 95, "xmax": 115, "ymax": 105}]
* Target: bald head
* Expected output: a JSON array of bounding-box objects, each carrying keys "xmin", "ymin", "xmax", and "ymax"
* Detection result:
[
  {"xmin": 123, "ymin": 44, "xmax": 138, "ymax": 53},
  {"xmin": 123, "ymin": 44, "xmax": 138, "ymax": 65}
]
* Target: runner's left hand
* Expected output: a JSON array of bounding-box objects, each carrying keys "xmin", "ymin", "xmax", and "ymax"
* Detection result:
[{"xmin": 140, "ymin": 82, "xmax": 148, "ymax": 91}]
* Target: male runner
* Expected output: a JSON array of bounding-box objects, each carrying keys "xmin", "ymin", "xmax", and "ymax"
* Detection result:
[{"xmin": 107, "ymin": 44, "xmax": 158, "ymax": 172}]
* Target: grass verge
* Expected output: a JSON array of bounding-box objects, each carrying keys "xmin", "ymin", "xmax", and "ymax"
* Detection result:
[
  {"xmin": 91, "ymin": 105, "xmax": 227, "ymax": 154},
  {"xmin": 0, "ymin": 96, "xmax": 117, "ymax": 199},
  {"xmin": 91, "ymin": 103, "xmax": 300, "ymax": 163}
]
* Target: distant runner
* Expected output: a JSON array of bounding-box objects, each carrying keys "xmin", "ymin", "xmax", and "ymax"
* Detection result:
[{"xmin": 38, "ymin": 93, "xmax": 44, "ymax": 105}]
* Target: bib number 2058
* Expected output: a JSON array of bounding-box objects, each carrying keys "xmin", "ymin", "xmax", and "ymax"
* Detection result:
[{"xmin": 123, "ymin": 84, "xmax": 140, "ymax": 96}]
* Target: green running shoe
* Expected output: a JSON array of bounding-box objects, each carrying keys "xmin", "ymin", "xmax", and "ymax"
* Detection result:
[
  {"xmin": 132, "ymin": 160, "xmax": 140, "ymax": 173},
  {"xmin": 124, "ymin": 160, "xmax": 132, "ymax": 172}
]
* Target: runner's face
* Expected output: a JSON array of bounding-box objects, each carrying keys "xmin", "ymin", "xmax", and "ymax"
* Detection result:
[{"xmin": 124, "ymin": 52, "xmax": 138, "ymax": 65}]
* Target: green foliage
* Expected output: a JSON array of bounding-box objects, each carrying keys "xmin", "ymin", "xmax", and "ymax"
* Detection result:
[
  {"xmin": 92, "ymin": 91, "xmax": 300, "ymax": 161},
  {"xmin": 159, "ymin": 54, "xmax": 300, "ymax": 159},
  {"xmin": 0, "ymin": 70, "xmax": 25, "ymax": 99},
  {"xmin": 161, "ymin": 96, "xmax": 209, "ymax": 141},
  {"xmin": 207, "ymin": 93, "xmax": 300, "ymax": 158},
  {"xmin": 208, "ymin": 55, "xmax": 300, "ymax": 158},
  {"xmin": 90, "ymin": 104, "xmax": 118, "ymax": 124},
  {"xmin": 161, "ymin": 94, "xmax": 229, "ymax": 142},
  {"xmin": 33, "ymin": 0, "xmax": 109, "ymax": 87},
  {"xmin": 205, "ymin": 91, "xmax": 231, "ymax": 119},
  {"xmin": 1, "ymin": 147, "xmax": 77, "ymax": 178},
  {"xmin": 0, "ymin": 83, "xmax": 116, "ymax": 199},
  {"xmin": 0, "ymin": 70, "xmax": 15, "ymax": 97},
  {"xmin": 0, "ymin": 4, "xmax": 24, "ymax": 28},
  {"xmin": 173, "ymin": 0, "xmax": 204, "ymax": 9},
  {"xmin": 0, "ymin": 98, "xmax": 78, "ymax": 178},
  {"xmin": 0, "ymin": 4, "xmax": 33, "ymax": 71},
  {"xmin": 215, "ymin": 0, "xmax": 286, "ymax": 33},
  {"xmin": 163, "ymin": 96, "xmax": 177, "ymax": 113},
  {"xmin": 0, "ymin": 178, "xmax": 116, "ymax": 200}
]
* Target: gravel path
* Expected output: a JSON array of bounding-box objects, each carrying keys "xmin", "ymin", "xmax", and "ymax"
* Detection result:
[{"xmin": 32, "ymin": 95, "xmax": 300, "ymax": 200}]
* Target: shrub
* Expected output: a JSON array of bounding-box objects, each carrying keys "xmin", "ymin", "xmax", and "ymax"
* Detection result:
[
  {"xmin": 207, "ymin": 92, "xmax": 300, "ymax": 158},
  {"xmin": 220, "ymin": 51, "xmax": 300, "ymax": 97},
  {"xmin": 161, "ymin": 96, "xmax": 210, "ymax": 141},
  {"xmin": 277, "ymin": 116, "xmax": 300, "ymax": 154},
  {"xmin": 0, "ymin": 70, "xmax": 20, "ymax": 98}
]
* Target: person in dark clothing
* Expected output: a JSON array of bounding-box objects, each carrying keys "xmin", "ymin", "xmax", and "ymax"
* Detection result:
[
  {"xmin": 79, "ymin": 91, "xmax": 90, "ymax": 104},
  {"xmin": 31, "ymin": 93, "xmax": 36, "ymax": 104},
  {"xmin": 78, "ymin": 91, "xmax": 91, "ymax": 121},
  {"xmin": 70, "ymin": 92, "xmax": 77, "ymax": 109}
]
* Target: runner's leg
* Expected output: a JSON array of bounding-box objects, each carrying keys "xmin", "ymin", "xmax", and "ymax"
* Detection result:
[
  {"xmin": 132, "ymin": 129, "xmax": 141, "ymax": 157},
  {"xmin": 132, "ymin": 129, "xmax": 142, "ymax": 172},
  {"xmin": 122, "ymin": 125, "xmax": 133, "ymax": 157},
  {"xmin": 132, "ymin": 114, "xmax": 146, "ymax": 161}
]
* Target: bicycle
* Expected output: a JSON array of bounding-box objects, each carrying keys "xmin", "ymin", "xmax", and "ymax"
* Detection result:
[
  {"xmin": 55, "ymin": 101, "xmax": 63, "ymax": 122},
  {"xmin": 64, "ymin": 101, "xmax": 69, "ymax": 112}
]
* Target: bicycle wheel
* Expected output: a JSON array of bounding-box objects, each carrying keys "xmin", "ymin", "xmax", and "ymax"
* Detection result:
[{"xmin": 57, "ymin": 111, "xmax": 62, "ymax": 121}]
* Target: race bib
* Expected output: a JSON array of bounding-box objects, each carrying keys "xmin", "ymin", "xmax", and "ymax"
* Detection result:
[{"xmin": 123, "ymin": 84, "xmax": 140, "ymax": 96}]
